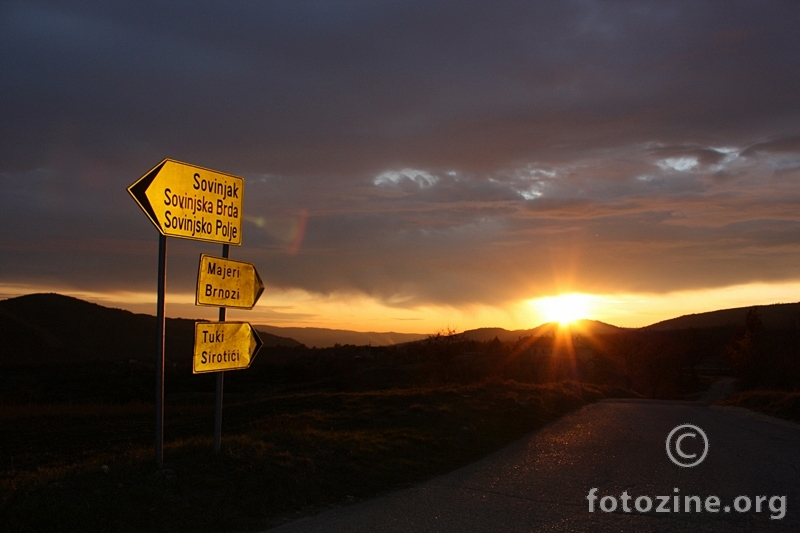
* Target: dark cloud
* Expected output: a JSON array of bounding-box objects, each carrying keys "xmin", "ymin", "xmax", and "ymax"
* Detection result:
[
  {"xmin": 2, "ymin": 0, "xmax": 800, "ymax": 311},
  {"xmin": 741, "ymin": 136, "xmax": 800, "ymax": 157}
]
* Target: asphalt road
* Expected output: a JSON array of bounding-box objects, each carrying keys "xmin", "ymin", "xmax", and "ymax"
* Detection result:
[{"xmin": 265, "ymin": 396, "xmax": 800, "ymax": 532}]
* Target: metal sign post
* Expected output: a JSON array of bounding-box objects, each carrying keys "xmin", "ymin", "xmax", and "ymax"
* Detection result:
[
  {"xmin": 193, "ymin": 248, "xmax": 264, "ymax": 454},
  {"xmin": 214, "ymin": 244, "xmax": 229, "ymax": 455},
  {"xmin": 155, "ymin": 234, "xmax": 167, "ymax": 469}
]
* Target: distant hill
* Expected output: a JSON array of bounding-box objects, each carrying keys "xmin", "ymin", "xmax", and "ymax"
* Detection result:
[
  {"xmin": 461, "ymin": 319, "xmax": 624, "ymax": 342},
  {"xmin": 254, "ymin": 325, "xmax": 427, "ymax": 348},
  {"xmin": 0, "ymin": 293, "xmax": 300, "ymax": 365},
  {"xmin": 6, "ymin": 293, "xmax": 799, "ymax": 365},
  {"xmin": 645, "ymin": 302, "xmax": 800, "ymax": 331}
]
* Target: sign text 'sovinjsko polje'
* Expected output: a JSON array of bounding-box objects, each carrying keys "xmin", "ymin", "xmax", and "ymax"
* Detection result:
[{"xmin": 160, "ymin": 166, "xmax": 240, "ymax": 243}]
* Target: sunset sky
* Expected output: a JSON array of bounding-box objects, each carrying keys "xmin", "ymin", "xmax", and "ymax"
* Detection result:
[{"xmin": 2, "ymin": 1, "xmax": 800, "ymax": 333}]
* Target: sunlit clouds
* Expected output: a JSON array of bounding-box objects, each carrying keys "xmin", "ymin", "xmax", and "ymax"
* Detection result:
[
  {"xmin": 4, "ymin": 134, "xmax": 800, "ymax": 330},
  {"xmin": 656, "ymin": 157, "xmax": 699, "ymax": 172},
  {"xmin": 374, "ymin": 169, "xmax": 439, "ymax": 189}
]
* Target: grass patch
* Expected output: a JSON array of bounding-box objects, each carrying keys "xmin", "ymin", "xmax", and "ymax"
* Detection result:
[
  {"xmin": 720, "ymin": 390, "xmax": 800, "ymax": 424},
  {"xmin": 2, "ymin": 380, "xmax": 632, "ymax": 532}
]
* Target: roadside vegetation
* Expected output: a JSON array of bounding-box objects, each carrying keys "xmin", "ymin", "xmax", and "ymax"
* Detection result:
[
  {"xmin": 719, "ymin": 308, "xmax": 800, "ymax": 423},
  {"xmin": 2, "ymin": 380, "xmax": 630, "ymax": 532},
  {"xmin": 720, "ymin": 389, "xmax": 800, "ymax": 422}
]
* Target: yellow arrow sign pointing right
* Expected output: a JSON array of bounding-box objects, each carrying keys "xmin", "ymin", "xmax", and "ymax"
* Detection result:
[
  {"xmin": 196, "ymin": 254, "xmax": 264, "ymax": 309},
  {"xmin": 192, "ymin": 322, "xmax": 263, "ymax": 374}
]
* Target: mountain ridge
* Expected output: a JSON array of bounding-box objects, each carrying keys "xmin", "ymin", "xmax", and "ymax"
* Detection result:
[
  {"xmin": 460, "ymin": 319, "xmax": 625, "ymax": 342},
  {"xmin": 253, "ymin": 325, "xmax": 427, "ymax": 348},
  {"xmin": 644, "ymin": 302, "xmax": 800, "ymax": 331},
  {"xmin": 3, "ymin": 293, "xmax": 799, "ymax": 366},
  {"xmin": 0, "ymin": 293, "xmax": 300, "ymax": 365}
]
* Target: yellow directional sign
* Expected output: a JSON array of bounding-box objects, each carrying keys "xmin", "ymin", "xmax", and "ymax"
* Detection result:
[
  {"xmin": 196, "ymin": 254, "xmax": 264, "ymax": 309},
  {"xmin": 128, "ymin": 159, "xmax": 243, "ymax": 245},
  {"xmin": 193, "ymin": 322, "xmax": 263, "ymax": 374}
]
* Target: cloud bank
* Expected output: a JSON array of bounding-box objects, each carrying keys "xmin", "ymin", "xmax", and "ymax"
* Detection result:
[{"xmin": 1, "ymin": 0, "xmax": 800, "ymax": 321}]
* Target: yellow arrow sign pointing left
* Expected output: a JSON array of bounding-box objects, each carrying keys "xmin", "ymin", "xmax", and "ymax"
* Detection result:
[
  {"xmin": 193, "ymin": 322, "xmax": 263, "ymax": 374},
  {"xmin": 128, "ymin": 158, "xmax": 244, "ymax": 245}
]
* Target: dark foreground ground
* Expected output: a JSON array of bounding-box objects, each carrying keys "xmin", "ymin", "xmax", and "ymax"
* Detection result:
[
  {"xmin": 266, "ymin": 398, "xmax": 800, "ymax": 533},
  {"xmin": 1, "ymin": 381, "xmax": 632, "ymax": 533}
]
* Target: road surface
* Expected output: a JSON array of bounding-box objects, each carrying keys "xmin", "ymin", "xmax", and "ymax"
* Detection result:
[{"xmin": 265, "ymin": 396, "xmax": 800, "ymax": 532}]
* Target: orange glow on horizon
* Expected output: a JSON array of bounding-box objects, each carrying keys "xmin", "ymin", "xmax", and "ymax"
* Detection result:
[{"xmin": 3, "ymin": 281, "xmax": 800, "ymax": 334}]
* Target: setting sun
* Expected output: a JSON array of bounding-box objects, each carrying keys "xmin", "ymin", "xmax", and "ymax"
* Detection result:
[{"xmin": 533, "ymin": 293, "xmax": 594, "ymax": 325}]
